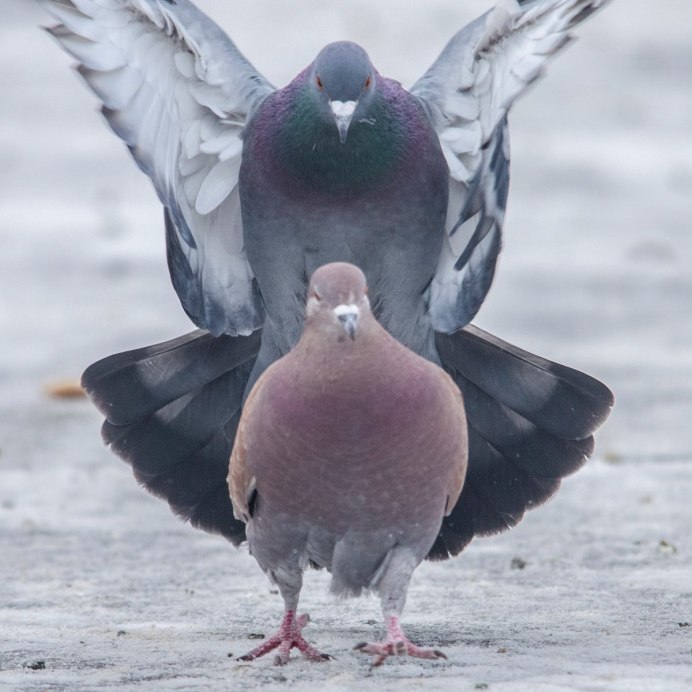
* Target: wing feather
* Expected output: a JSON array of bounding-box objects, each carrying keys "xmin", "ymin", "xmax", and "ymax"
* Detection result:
[
  {"xmin": 414, "ymin": 0, "xmax": 611, "ymax": 331},
  {"xmin": 40, "ymin": 0, "xmax": 274, "ymax": 335}
]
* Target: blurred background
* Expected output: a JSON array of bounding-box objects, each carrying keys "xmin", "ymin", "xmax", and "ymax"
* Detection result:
[
  {"xmin": 1, "ymin": 1, "xmax": 691, "ymax": 687},
  {"xmin": 2, "ymin": 0, "xmax": 690, "ymax": 462}
]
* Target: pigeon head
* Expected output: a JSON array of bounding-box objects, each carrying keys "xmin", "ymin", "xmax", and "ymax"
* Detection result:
[
  {"xmin": 311, "ymin": 42, "xmax": 377, "ymax": 144},
  {"xmin": 306, "ymin": 262, "xmax": 369, "ymax": 340},
  {"xmin": 267, "ymin": 41, "xmax": 410, "ymax": 192}
]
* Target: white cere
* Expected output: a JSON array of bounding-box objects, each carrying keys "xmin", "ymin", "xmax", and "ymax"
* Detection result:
[{"xmin": 329, "ymin": 100, "xmax": 357, "ymax": 118}]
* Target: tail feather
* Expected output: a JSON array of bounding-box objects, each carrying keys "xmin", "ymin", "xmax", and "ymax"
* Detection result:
[
  {"xmin": 82, "ymin": 324, "xmax": 612, "ymax": 557},
  {"xmin": 145, "ymin": 423, "xmax": 243, "ymax": 542},
  {"xmin": 460, "ymin": 376, "xmax": 595, "ymax": 478},
  {"xmin": 463, "ymin": 430, "xmax": 563, "ymax": 530},
  {"xmin": 189, "ymin": 483, "xmax": 245, "ymax": 542},
  {"xmin": 101, "ymin": 366, "xmax": 248, "ymax": 478},
  {"xmin": 142, "ymin": 425, "xmax": 237, "ymax": 510},
  {"xmin": 435, "ymin": 324, "xmax": 613, "ymax": 440},
  {"xmin": 83, "ymin": 329, "xmax": 261, "ymax": 545},
  {"xmin": 428, "ymin": 325, "xmax": 613, "ymax": 560},
  {"xmin": 82, "ymin": 330, "xmax": 260, "ymax": 425}
]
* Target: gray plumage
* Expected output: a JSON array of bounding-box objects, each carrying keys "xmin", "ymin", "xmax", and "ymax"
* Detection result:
[
  {"xmin": 40, "ymin": 0, "xmax": 611, "ymax": 354},
  {"xmin": 64, "ymin": 0, "xmax": 615, "ymax": 553},
  {"xmin": 38, "ymin": 0, "xmax": 616, "ymax": 662},
  {"xmin": 229, "ymin": 262, "xmax": 467, "ymax": 664}
]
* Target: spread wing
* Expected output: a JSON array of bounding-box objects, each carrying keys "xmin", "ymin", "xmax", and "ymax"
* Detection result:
[
  {"xmin": 40, "ymin": 0, "xmax": 275, "ymax": 336},
  {"xmin": 413, "ymin": 0, "xmax": 610, "ymax": 332}
]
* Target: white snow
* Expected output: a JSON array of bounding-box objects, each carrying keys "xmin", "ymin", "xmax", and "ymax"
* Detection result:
[{"xmin": 1, "ymin": 1, "xmax": 691, "ymax": 689}]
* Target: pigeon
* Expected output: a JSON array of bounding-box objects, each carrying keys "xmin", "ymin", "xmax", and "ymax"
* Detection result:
[
  {"xmin": 39, "ymin": 0, "xmax": 612, "ymax": 356},
  {"xmin": 228, "ymin": 262, "xmax": 468, "ymax": 665},
  {"xmin": 40, "ymin": 0, "xmax": 614, "ymax": 616}
]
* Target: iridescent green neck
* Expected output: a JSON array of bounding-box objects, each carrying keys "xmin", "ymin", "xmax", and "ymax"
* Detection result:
[{"xmin": 278, "ymin": 87, "xmax": 406, "ymax": 195}]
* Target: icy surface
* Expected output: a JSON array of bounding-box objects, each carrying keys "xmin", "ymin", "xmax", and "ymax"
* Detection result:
[{"xmin": 1, "ymin": 1, "xmax": 691, "ymax": 689}]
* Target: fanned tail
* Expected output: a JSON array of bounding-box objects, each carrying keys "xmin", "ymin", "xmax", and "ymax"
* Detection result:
[
  {"xmin": 428, "ymin": 324, "xmax": 614, "ymax": 560},
  {"xmin": 81, "ymin": 329, "xmax": 261, "ymax": 544},
  {"xmin": 81, "ymin": 324, "xmax": 612, "ymax": 556}
]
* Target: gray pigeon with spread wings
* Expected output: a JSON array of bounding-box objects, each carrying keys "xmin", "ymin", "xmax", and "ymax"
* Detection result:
[
  {"xmin": 229, "ymin": 262, "xmax": 467, "ymax": 664},
  {"xmin": 41, "ymin": 0, "xmax": 613, "ymax": 603}
]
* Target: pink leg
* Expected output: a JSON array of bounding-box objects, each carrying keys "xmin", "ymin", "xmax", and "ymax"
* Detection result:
[
  {"xmin": 354, "ymin": 615, "xmax": 447, "ymax": 667},
  {"xmin": 237, "ymin": 611, "xmax": 333, "ymax": 666}
]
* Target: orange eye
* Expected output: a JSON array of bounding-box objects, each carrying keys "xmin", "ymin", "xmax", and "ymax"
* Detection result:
[
  {"xmin": 316, "ymin": 76, "xmax": 324, "ymax": 90},
  {"xmin": 364, "ymin": 76, "xmax": 372, "ymax": 89}
]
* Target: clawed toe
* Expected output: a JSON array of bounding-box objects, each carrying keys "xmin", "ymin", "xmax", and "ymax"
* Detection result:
[
  {"xmin": 355, "ymin": 616, "xmax": 447, "ymax": 666},
  {"xmin": 355, "ymin": 639, "xmax": 447, "ymax": 666},
  {"xmin": 237, "ymin": 610, "xmax": 331, "ymax": 665}
]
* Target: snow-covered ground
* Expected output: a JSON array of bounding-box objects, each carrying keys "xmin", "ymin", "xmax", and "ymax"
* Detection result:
[{"xmin": 1, "ymin": 1, "xmax": 691, "ymax": 689}]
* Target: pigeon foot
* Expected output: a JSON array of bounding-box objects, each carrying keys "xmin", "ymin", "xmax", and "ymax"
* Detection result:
[
  {"xmin": 237, "ymin": 611, "xmax": 332, "ymax": 665},
  {"xmin": 354, "ymin": 615, "xmax": 446, "ymax": 667}
]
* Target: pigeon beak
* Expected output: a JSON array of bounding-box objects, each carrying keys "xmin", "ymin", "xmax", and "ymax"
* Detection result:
[
  {"xmin": 333, "ymin": 304, "xmax": 359, "ymax": 340},
  {"xmin": 330, "ymin": 100, "xmax": 357, "ymax": 144}
]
